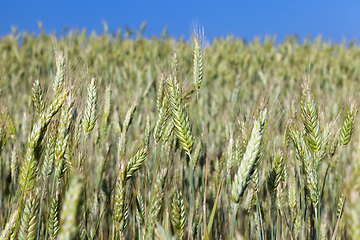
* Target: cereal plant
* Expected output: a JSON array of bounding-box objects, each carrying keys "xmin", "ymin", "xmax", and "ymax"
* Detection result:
[{"xmin": 0, "ymin": 24, "xmax": 360, "ymax": 239}]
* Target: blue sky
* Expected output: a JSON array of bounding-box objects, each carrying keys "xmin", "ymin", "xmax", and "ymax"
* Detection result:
[{"xmin": 1, "ymin": 1, "xmax": 360, "ymax": 43}]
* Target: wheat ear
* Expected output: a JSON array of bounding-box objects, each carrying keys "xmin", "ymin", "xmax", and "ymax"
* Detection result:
[
  {"xmin": 19, "ymin": 194, "xmax": 39, "ymax": 240},
  {"xmin": 41, "ymin": 126, "xmax": 56, "ymax": 181},
  {"xmin": 58, "ymin": 175, "xmax": 84, "ymax": 240},
  {"xmin": 83, "ymin": 77, "xmax": 97, "ymax": 137},
  {"xmin": 31, "ymin": 80, "xmax": 44, "ymax": 115},
  {"xmin": 52, "ymin": 52, "xmax": 66, "ymax": 92},
  {"xmin": 192, "ymin": 26, "xmax": 204, "ymax": 90},
  {"xmin": 267, "ymin": 150, "xmax": 284, "ymax": 195},
  {"xmin": 55, "ymin": 97, "xmax": 74, "ymax": 180},
  {"xmin": 339, "ymin": 100, "xmax": 357, "ymax": 148},
  {"xmin": 170, "ymin": 187, "xmax": 186, "ymax": 239},
  {"xmin": 300, "ymin": 77, "xmax": 324, "ymax": 168},
  {"xmin": 153, "ymin": 95, "xmax": 169, "ymax": 145},
  {"xmin": 167, "ymin": 53, "xmax": 193, "ymax": 155},
  {"xmin": 114, "ymin": 163, "xmax": 127, "ymax": 238},
  {"xmin": 231, "ymin": 109, "xmax": 267, "ymax": 204},
  {"xmin": 48, "ymin": 186, "xmax": 61, "ymax": 240},
  {"xmin": 100, "ymin": 84, "xmax": 112, "ymax": 140},
  {"xmin": 125, "ymin": 145, "xmax": 148, "ymax": 180},
  {"xmin": 0, "ymin": 210, "xmax": 18, "ymax": 240},
  {"xmin": 145, "ymin": 168, "xmax": 168, "ymax": 240},
  {"xmin": 53, "ymin": 52, "xmax": 65, "ymax": 93},
  {"xmin": 19, "ymin": 89, "xmax": 67, "ymax": 195}
]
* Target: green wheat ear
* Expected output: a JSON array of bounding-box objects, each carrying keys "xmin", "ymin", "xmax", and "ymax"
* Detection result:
[
  {"xmin": 231, "ymin": 109, "xmax": 266, "ymax": 205},
  {"xmin": 0, "ymin": 210, "xmax": 18, "ymax": 239},
  {"xmin": 170, "ymin": 186, "xmax": 186, "ymax": 239},
  {"xmin": 339, "ymin": 100, "xmax": 357, "ymax": 148},
  {"xmin": 114, "ymin": 163, "xmax": 128, "ymax": 238},
  {"xmin": 192, "ymin": 26, "xmax": 204, "ymax": 90},
  {"xmin": 31, "ymin": 80, "xmax": 44, "ymax": 115},
  {"xmin": 167, "ymin": 53, "xmax": 193, "ymax": 155},
  {"xmin": 58, "ymin": 174, "xmax": 84, "ymax": 240},
  {"xmin": 19, "ymin": 194, "xmax": 39, "ymax": 240},
  {"xmin": 100, "ymin": 84, "xmax": 112, "ymax": 141},
  {"xmin": 267, "ymin": 150, "xmax": 284, "ymax": 195},
  {"xmin": 300, "ymin": 76, "xmax": 324, "ymax": 168},
  {"xmin": 83, "ymin": 77, "xmax": 97, "ymax": 137},
  {"xmin": 53, "ymin": 51, "xmax": 66, "ymax": 93},
  {"xmin": 20, "ymin": 89, "xmax": 67, "ymax": 195},
  {"xmin": 125, "ymin": 145, "xmax": 148, "ymax": 180}
]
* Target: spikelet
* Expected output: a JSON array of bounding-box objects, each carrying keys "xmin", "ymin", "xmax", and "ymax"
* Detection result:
[
  {"xmin": 339, "ymin": 101, "xmax": 357, "ymax": 148},
  {"xmin": 53, "ymin": 52, "xmax": 65, "ymax": 93},
  {"xmin": 231, "ymin": 109, "xmax": 266, "ymax": 204},
  {"xmin": 58, "ymin": 175, "xmax": 84, "ymax": 240},
  {"xmin": 83, "ymin": 78, "xmax": 97, "ymax": 137},
  {"xmin": 167, "ymin": 53, "xmax": 193, "ymax": 155}
]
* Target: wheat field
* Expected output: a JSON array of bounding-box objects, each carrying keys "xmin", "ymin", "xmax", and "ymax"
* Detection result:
[{"xmin": 0, "ymin": 25, "xmax": 360, "ymax": 239}]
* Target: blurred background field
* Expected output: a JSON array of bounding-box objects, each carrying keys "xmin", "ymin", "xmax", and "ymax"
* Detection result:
[{"xmin": 1, "ymin": 23, "xmax": 360, "ymax": 239}]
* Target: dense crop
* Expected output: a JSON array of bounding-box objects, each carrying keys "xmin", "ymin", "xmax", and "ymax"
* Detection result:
[{"xmin": 1, "ymin": 24, "xmax": 360, "ymax": 239}]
